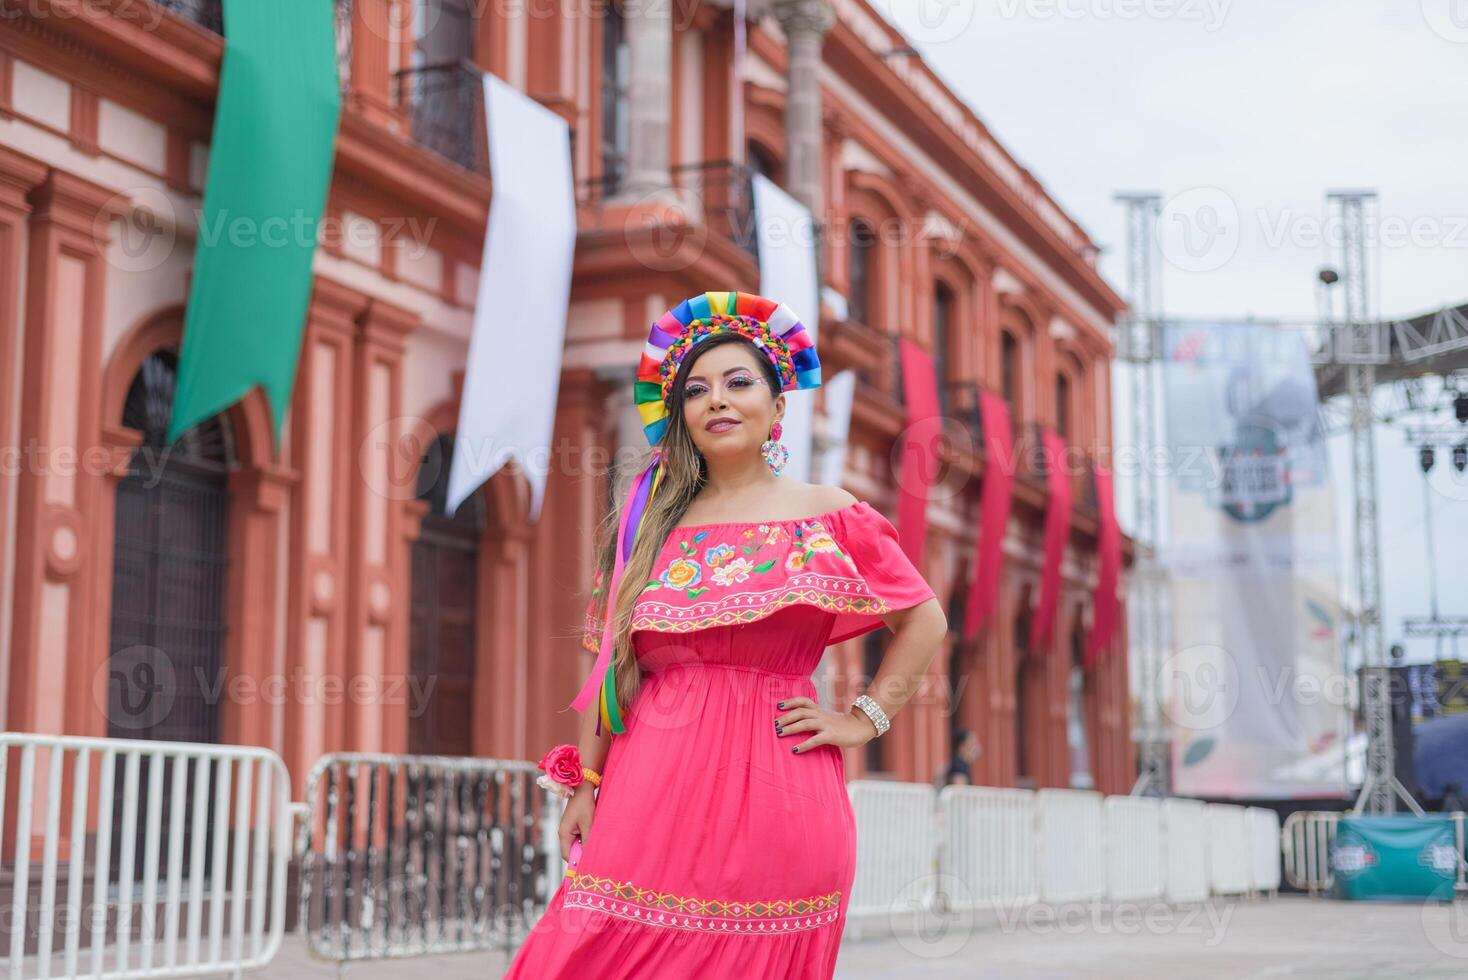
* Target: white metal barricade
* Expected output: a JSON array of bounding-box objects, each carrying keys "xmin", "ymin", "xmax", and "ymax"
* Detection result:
[
  {"xmin": 295, "ymin": 753, "xmax": 559, "ymax": 964},
  {"xmin": 1206, "ymin": 804, "xmax": 1252, "ymax": 896},
  {"xmin": 1244, "ymin": 807, "xmax": 1281, "ymax": 894},
  {"xmin": 936, "ymin": 785, "xmax": 1037, "ymax": 910},
  {"xmin": 1279, "ymin": 811, "xmax": 1338, "ymax": 894},
  {"xmin": 846, "ymin": 781, "xmax": 937, "ymax": 928},
  {"xmin": 1034, "ymin": 789, "xmax": 1105, "ymax": 904},
  {"xmin": 0, "ymin": 733, "xmax": 294, "ymax": 980},
  {"xmin": 1162, "ymin": 798, "xmax": 1209, "ymax": 904},
  {"xmin": 1103, "ymin": 795, "xmax": 1164, "ymax": 902}
]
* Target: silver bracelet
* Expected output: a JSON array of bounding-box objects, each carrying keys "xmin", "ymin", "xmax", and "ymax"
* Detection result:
[{"xmin": 852, "ymin": 693, "xmax": 891, "ymax": 737}]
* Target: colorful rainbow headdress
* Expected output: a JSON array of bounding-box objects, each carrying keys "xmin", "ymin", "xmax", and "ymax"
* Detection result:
[
  {"xmin": 634, "ymin": 291, "xmax": 822, "ymax": 445},
  {"xmin": 569, "ymin": 290, "xmax": 822, "ymax": 735}
]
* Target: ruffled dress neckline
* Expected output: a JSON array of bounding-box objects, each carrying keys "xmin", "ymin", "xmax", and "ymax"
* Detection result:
[{"xmin": 668, "ymin": 500, "xmax": 864, "ymax": 534}]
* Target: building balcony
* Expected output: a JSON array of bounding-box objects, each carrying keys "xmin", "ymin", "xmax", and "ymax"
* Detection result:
[
  {"xmin": 945, "ymin": 380, "xmax": 984, "ymax": 444},
  {"xmin": 395, "ymin": 61, "xmax": 490, "ymax": 177},
  {"xmin": 577, "ymin": 160, "xmax": 760, "ymax": 260},
  {"xmin": 887, "ymin": 332, "xmax": 906, "ymax": 408}
]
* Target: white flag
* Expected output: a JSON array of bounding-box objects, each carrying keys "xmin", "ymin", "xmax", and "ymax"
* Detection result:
[
  {"xmin": 818, "ymin": 370, "xmax": 856, "ymax": 487},
  {"xmin": 753, "ymin": 174, "xmax": 820, "ymax": 483},
  {"xmin": 447, "ymin": 73, "xmax": 577, "ymax": 520}
]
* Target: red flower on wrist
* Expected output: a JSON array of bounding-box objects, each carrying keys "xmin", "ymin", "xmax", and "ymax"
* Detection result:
[{"xmin": 538, "ymin": 744, "xmax": 583, "ymax": 788}]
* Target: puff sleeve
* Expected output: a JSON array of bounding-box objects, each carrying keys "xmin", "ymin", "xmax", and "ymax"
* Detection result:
[{"xmin": 825, "ymin": 501, "xmax": 937, "ymax": 645}]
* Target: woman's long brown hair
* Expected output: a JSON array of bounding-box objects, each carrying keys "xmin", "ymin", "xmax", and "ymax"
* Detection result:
[{"xmin": 587, "ymin": 333, "xmax": 783, "ymax": 718}]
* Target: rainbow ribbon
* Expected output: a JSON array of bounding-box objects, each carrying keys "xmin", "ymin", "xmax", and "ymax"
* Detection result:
[{"xmin": 569, "ymin": 450, "xmax": 665, "ymax": 735}]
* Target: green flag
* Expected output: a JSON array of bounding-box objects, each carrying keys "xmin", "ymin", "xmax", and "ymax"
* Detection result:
[{"xmin": 167, "ymin": 0, "xmax": 342, "ymax": 444}]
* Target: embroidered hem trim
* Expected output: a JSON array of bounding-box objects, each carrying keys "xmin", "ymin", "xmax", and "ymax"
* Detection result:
[
  {"xmin": 633, "ymin": 581, "xmax": 892, "ymax": 633},
  {"xmin": 564, "ymin": 872, "xmax": 841, "ymax": 935},
  {"xmin": 580, "ymin": 584, "xmax": 891, "ymax": 652}
]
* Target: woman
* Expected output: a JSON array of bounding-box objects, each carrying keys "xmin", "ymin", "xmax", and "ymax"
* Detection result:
[
  {"xmin": 941, "ymin": 727, "xmax": 983, "ymax": 786},
  {"xmin": 503, "ymin": 290, "xmax": 947, "ymax": 978}
]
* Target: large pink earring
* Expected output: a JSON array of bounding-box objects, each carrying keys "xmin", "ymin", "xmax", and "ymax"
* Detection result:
[{"xmin": 761, "ymin": 421, "xmax": 788, "ymax": 476}]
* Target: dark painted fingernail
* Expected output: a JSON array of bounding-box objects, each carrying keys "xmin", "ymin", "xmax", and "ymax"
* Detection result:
[
  {"xmin": 777, "ymin": 701, "xmax": 785, "ymax": 709},
  {"xmin": 791, "ymin": 747, "xmax": 797, "ymax": 753}
]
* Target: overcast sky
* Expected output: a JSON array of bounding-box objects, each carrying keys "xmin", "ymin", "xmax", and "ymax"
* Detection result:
[{"xmin": 877, "ymin": 0, "xmax": 1468, "ymax": 664}]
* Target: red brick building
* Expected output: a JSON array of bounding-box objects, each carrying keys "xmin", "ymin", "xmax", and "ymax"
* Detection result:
[{"xmin": 0, "ymin": 0, "xmax": 1132, "ymax": 796}]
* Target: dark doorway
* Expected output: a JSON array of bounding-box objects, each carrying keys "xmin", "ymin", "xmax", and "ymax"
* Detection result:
[
  {"xmin": 107, "ymin": 348, "xmax": 236, "ymax": 882},
  {"xmin": 408, "ymin": 434, "xmax": 484, "ymax": 756}
]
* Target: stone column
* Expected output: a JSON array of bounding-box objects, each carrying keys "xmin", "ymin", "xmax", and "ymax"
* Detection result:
[
  {"xmin": 347, "ymin": 0, "xmax": 398, "ymax": 128},
  {"xmin": 9, "ymin": 170, "xmax": 125, "ymax": 740},
  {"xmin": 282, "ymin": 277, "xmax": 366, "ymax": 795},
  {"xmin": 0, "ymin": 148, "xmax": 47, "ymax": 732},
  {"xmin": 773, "ymin": 0, "xmax": 835, "ymax": 218},
  {"xmin": 624, "ymin": 0, "xmax": 673, "ymax": 193},
  {"xmin": 346, "ymin": 298, "xmax": 418, "ymax": 757}
]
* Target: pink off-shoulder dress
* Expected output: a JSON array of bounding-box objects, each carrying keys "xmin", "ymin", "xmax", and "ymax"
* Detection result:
[{"xmin": 503, "ymin": 500, "xmax": 935, "ymax": 979}]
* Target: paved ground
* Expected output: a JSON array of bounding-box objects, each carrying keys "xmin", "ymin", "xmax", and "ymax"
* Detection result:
[{"xmin": 251, "ymin": 894, "xmax": 1467, "ymax": 979}]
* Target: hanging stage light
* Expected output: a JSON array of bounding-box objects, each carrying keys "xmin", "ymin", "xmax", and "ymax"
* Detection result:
[
  {"xmin": 1455, "ymin": 444, "xmax": 1467, "ymax": 473},
  {"xmin": 1456, "ymin": 392, "xmax": 1468, "ymax": 425},
  {"xmin": 1420, "ymin": 444, "xmax": 1436, "ymax": 473}
]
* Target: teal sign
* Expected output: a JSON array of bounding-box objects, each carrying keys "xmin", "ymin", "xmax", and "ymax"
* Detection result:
[{"xmin": 1331, "ymin": 816, "xmax": 1459, "ymax": 902}]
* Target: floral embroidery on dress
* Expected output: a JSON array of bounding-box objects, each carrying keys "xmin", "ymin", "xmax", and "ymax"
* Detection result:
[
  {"xmin": 631, "ymin": 516, "xmax": 882, "ymax": 636},
  {"xmin": 564, "ymin": 871, "xmax": 842, "ymax": 934},
  {"xmin": 658, "ymin": 557, "xmax": 702, "ymax": 591},
  {"xmin": 583, "ymin": 517, "xmax": 863, "ymax": 651},
  {"xmin": 710, "ymin": 556, "xmax": 756, "ymax": 586},
  {"xmin": 645, "ymin": 519, "xmax": 854, "ymax": 591},
  {"xmin": 705, "ymin": 543, "xmax": 737, "ymax": 567}
]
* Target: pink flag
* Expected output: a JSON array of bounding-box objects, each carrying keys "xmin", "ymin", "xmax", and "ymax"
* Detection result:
[
  {"xmin": 1085, "ymin": 464, "xmax": 1121, "ymax": 668},
  {"xmin": 896, "ymin": 339, "xmax": 941, "ymax": 572},
  {"xmin": 964, "ymin": 391, "xmax": 1015, "ymax": 640},
  {"xmin": 1029, "ymin": 428, "xmax": 1072, "ymax": 652}
]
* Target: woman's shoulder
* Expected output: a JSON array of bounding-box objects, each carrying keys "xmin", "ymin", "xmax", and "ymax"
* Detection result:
[
  {"xmin": 806, "ymin": 483, "xmax": 859, "ymax": 511},
  {"xmin": 788, "ymin": 482, "xmax": 859, "ymax": 520}
]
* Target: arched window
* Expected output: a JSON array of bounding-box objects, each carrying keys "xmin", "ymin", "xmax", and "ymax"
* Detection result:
[
  {"xmin": 748, "ymin": 143, "xmax": 781, "ymax": 185},
  {"xmin": 1056, "ymin": 371, "xmax": 1071, "ymax": 440},
  {"xmin": 1068, "ymin": 623, "xmax": 1094, "ymax": 789},
  {"xmin": 1014, "ymin": 603, "xmax": 1033, "ymax": 789},
  {"xmin": 933, "ymin": 282, "xmax": 954, "ymax": 416},
  {"xmin": 108, "ymin": 348, "xmax": 235, "ymax": 744},
  {"xmin": 413, "ymin": 0, "xmax": 474, "ymax": 67},
  {"xmin": 1001, "ymin": 331, "xmax": 1019, "ymax": 420},
  {"xmin": 847, "ymin": 218, "xmax": 876, "ymax": 326},
  {"xmin": 404, "ymin": 0, "xmax": 481, "ymax": 171},
  {"xmin": 409, "ymin": 433, "xmax": 485, "ymax": 756},
  {"xmin": 107, "ymin": 347, "xmax": 236, "ymax": 882},
  {"xmin": 600, "ymin": 1, "xmax": 630, "ymax": 189}
]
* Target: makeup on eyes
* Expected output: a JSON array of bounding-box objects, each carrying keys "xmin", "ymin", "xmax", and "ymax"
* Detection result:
[{"xmin": 682, "ymin": 370, "xmax": 763, "ymax": 397}]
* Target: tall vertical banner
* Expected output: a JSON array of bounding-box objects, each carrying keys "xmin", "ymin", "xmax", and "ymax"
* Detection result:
[
  {"xmin": 754, "ymin": 174, "xmax": 820, "ymax": 483},
  {"xmin": 1029, "ymin": 428, "xmax": 1071, "ymax": 652},
  {"xmin": 447, "ymin": 74, "xmax": 577, "ymax": 519},
  {"xmin": 964, "ymin": 391, "xmax": 1014, "ymax": 640},
  {"xmin": 1161, "ymin": 323, "xmax": 1346, "ymax": 798},
  {"xmin": 1085, "ymin": 464, "xmax": 1121, "ymax": 667},
  {"xmin": 168, "ymin": 0, "xmax": 342, "ymax": 443},
  {"xmin": 897, "ymin": 339, "xmax": 941, "ymax": 570}
]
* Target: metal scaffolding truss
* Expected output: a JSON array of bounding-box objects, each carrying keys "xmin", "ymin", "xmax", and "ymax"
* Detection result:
[
  {"xmin": 1113, "ymin": 192, "xmax": 1169, "ymax": 799},
  {"xmin": 1317, "ymin": 302, "xmax": 1468, "ymax": 396},
  {"xmin": 1115, "ymin": 188, "xmax": 1464, "ymax": 812}
]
